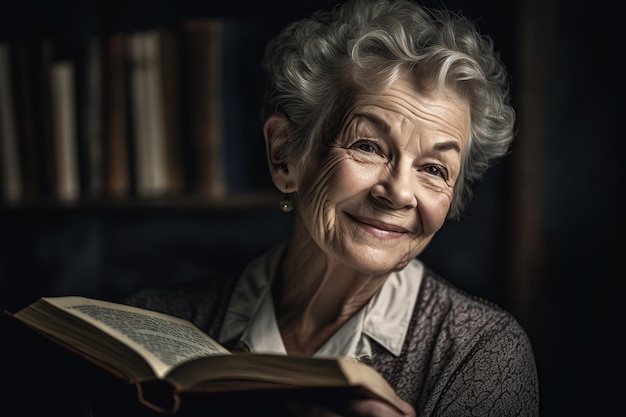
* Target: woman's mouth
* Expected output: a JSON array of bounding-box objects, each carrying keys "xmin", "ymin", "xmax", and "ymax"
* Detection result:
[{"xmin": 346, "ymin": 213, "xmax": 411, "ymax": 239}]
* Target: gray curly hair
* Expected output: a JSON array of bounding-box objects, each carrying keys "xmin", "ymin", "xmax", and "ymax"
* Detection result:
[{"xmin": 262, "ymin": 0, "xmax": 515, "ymax": 219}]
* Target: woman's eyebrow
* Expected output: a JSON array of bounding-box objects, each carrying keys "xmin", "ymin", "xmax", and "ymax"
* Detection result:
[
  {"xmin": 433, "ymin": 140, "xmax": 461, "ymax": 153},
  {"xmin": 354, "ymin": 112, "xmax": 461, "ymax": 153},
  {"xmin": 353, "ymin": 112, "xmax": 390, "ymax": 134}
]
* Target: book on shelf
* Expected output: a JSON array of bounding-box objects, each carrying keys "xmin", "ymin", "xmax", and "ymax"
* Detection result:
[
  {"xmin": 5, "ymin": 41, "xmax": 37, "ymax": 201},
  {"xmin": 158, "ymin": 29, "xmax": 185, "ymax": 196},
  {"xmin": 126, "ymin": 29, "xmax": 184, "ymax": 199},
  {"xmin": 182, "ymin": 19, "xmax": 226, "ymax": 199},
  {"xmin": 125, "ymin": 30, "xmax": 168, "ymax": 199},
  {"xmin": 0, "ymin": 42, "xmax": 23, "ymax": 202},
  {"xmin": 76, "ymin": 36, "xmax": 105, "ymax": 199},
  {"xmin": 50, "ymin": 59, "xmax": 80, "ymax": 202},
  {"xmin": 5, "ymin": 296, "xmax": 404, "ymax": 414},
  {"xmin": 104, "ymin": 33, "xmax": 131, "ymax": 199},
  {"xmin": 34, "ymin": 39, "xmax": 59, "ymax": 201},
  {"xmin": 6, "ymin": 38, "xmax": 57, "ymax": 202}
]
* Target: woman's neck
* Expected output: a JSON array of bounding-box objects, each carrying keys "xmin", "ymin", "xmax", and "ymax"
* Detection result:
[{"xmin": 273, "ymin": 232, "xmax": 390, "ymax": 355}]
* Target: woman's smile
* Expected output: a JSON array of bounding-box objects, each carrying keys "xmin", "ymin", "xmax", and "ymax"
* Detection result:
[{"xmin": 345, "ymin": 212, "xmax": 412, "ymax": 240}]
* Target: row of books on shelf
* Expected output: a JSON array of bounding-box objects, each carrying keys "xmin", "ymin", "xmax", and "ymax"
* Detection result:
[{"xmin": 0, "ymin": 18, "xmax": 272, "ymax": 206}]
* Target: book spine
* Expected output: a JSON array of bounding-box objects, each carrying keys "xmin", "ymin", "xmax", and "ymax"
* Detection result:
[
  {"xmin": 183, "ymin": 19, "xmax": 225, "ymax": 199},
  {"xmin": 77, "ymin": 36, "xmax": 105, "ymax": 199},
  {"xmin": 104, "ymin": 33, "xmax": 130, "ymax": 199},
  {"xmin": 10, "ymin": 40, "xmax": 45, "ymax": 201},
  {"xmin": 39, "ymin": 39, "xmax": 58, "ymax": 200},
  {"xmin": 50, "ymin": 61, "xmax": 80, "ymax": 202},
  {"xmin": 142, "ymin": 31, "xmax": 169, "ymax": 197},
  {"xmin": 159, "ymin": 30, "xmax": 185, "ymax": 196},
  {"xmin": 126, "ymin": 31, "xmax": 172, "ymax": 199},
  {"xmin": 0, "ymin": 42, "xmax": 23, "ymax": 202}
]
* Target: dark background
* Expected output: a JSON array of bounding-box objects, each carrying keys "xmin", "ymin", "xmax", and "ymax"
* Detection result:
[{"xmin": 0, "ymin": 0, "xmax": 623, "ymax": 416}]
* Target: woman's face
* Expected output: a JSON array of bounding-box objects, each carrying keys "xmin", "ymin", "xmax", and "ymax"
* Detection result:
[{"xmin": 292, "ymin": 74, "xmax": 470, "ymax": 275}]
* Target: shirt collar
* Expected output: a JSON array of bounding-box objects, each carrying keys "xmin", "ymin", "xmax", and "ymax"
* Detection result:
[
  {"xmin": 219, "ymin": 244, "xmax": 423, "ymax": 358},
  {"xmin": 361, "ymin": 259, "xmax": 423, "ymax": 356}
]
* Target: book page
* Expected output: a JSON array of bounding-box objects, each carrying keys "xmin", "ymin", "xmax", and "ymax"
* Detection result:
[{"xmin": 42, "ymin": 296, "xmax": 230, "ymax": 379}]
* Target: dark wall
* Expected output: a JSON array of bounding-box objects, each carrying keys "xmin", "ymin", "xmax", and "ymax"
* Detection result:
[
  {"xmin": 538, "ymin": 0, "xmax": 623, "ymax": 415},
  {"xmin": 0, "ymin": 206, "xmax": 293, "ymax": 311}
]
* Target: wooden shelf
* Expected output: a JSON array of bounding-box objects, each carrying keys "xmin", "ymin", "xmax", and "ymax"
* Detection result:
[{"xmin": 0, "ymin": 191, "xmax": 280, "ymax": 211}]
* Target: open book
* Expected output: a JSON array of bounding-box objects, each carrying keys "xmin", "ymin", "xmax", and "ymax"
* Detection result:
[{"xmin": 6, "ymin": 296, "xmax": 403, "ymax": 414}]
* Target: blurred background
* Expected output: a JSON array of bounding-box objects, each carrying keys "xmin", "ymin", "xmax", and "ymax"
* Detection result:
[{"xmin": 0, "ymin": 0, "xmax": 623, "ymax": 416}]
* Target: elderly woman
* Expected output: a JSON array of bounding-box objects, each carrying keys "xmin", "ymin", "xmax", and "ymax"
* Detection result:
[{"xmin": 126, "ymin": 0, "xmax": 539, "ymax": 415}]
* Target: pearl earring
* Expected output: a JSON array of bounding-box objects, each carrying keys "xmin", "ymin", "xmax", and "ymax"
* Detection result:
[{"xmin": 279, "ymin": 187, "xmax": 294, "ymax": 212}]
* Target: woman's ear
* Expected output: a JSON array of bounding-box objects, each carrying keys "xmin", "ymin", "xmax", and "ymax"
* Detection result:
[{"xmin": 264, "ymin": 113, "xmax": 297, "ymax": 193}]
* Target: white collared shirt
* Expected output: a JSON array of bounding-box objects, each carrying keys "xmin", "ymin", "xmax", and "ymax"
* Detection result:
[{"xmin": 219, "ymin": 244, "xmax": 423, "ymax": 360}]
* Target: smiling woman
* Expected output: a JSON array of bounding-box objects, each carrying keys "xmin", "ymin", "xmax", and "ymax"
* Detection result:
[
  {"xmin": 122, "ymin": 0, "xmax": 539, "ymax": 416},
  {"xmin": 274, "ymin": 76, "xmax": 470, "ymax": 277}
]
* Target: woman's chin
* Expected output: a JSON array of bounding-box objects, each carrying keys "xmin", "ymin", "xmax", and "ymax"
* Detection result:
[{"xmin": 343, "ymin": 249, "xmax": 414, "ymax": 276}]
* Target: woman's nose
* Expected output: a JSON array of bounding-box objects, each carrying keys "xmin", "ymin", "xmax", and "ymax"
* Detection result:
[{"xmin": 370, "ymin": 162, "xmax": 418, "ymax": 209}]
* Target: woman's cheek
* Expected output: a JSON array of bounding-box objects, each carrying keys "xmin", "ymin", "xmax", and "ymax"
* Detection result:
[
  {"xmin": 299, "ymin": 153, "xmax": 357, "ymax": 202},
  {"xmin": 296, "ymin": 157, "xmax": 346, "ymax": 230},
  {"xmin": 419, "ymin": 193, "xmax": 452, "ymax": 235}
]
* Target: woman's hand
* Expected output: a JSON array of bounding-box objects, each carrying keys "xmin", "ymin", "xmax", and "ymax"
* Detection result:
[{"xmin": 285, "ymin": 397, "xmax": 416, "ymax": 417}]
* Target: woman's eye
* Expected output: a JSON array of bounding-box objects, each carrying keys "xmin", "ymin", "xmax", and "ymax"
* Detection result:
[
  {"xmin": 355, "ymin": 141, "xmax": 379, "ymax": 154},
  {"xmin": 424, "ymin": 165, "xmax": 447, "ymax": 178}
]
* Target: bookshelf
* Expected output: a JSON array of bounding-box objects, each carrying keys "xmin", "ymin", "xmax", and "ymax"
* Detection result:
[{"xmin": 0, "ymin": 4, "xmax": 289, "ymax": 207}]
